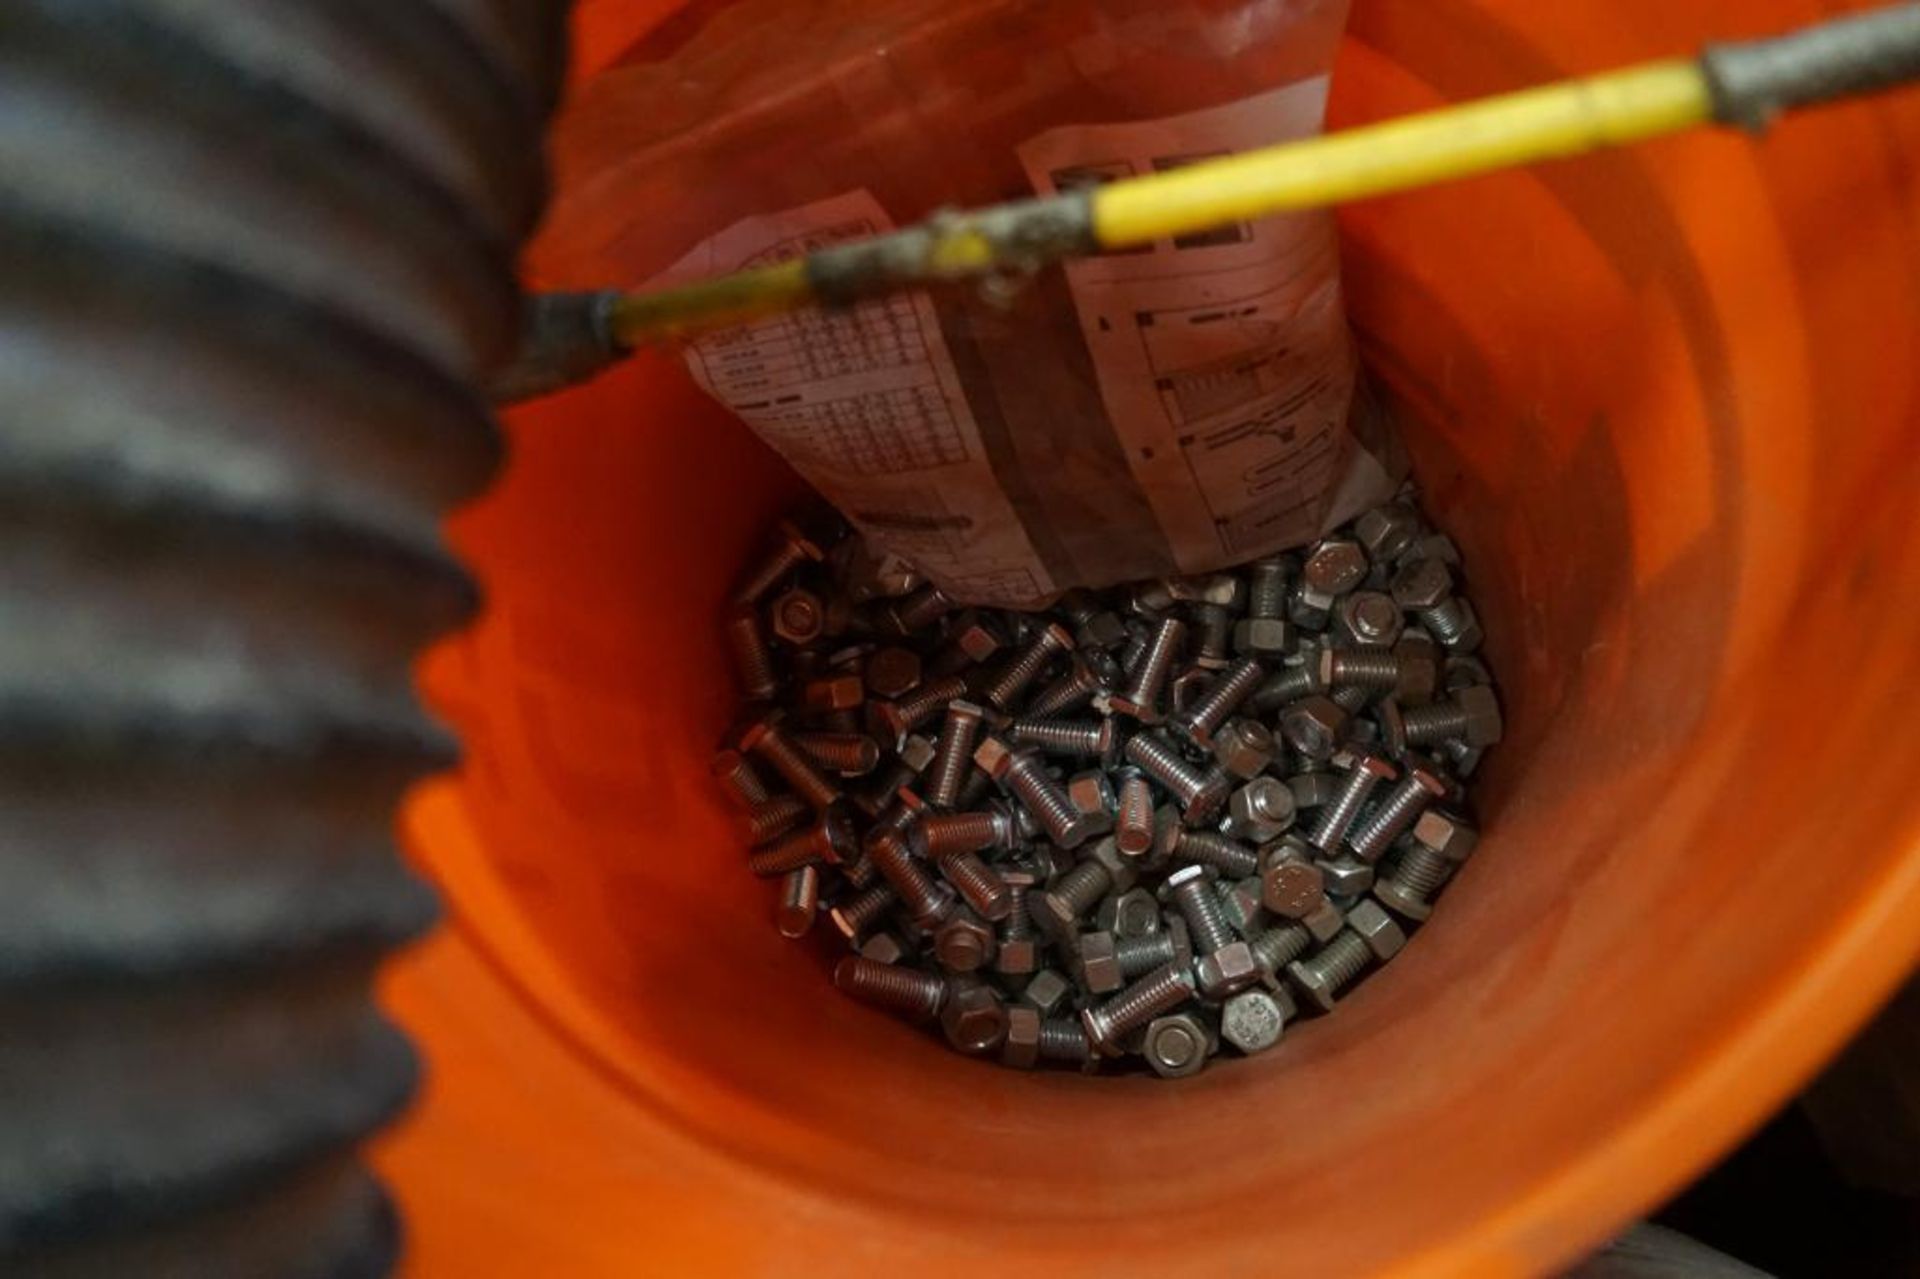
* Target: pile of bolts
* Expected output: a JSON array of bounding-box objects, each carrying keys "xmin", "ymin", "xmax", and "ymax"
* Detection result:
[{"xmin": 715, "ymin": 493, "xmax": 1501, "ymax": 1076}]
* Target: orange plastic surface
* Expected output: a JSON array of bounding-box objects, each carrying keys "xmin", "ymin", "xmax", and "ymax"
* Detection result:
[{"xmin": 375, "ymin": 1, "xmax": 1920, "ymax": 1273}]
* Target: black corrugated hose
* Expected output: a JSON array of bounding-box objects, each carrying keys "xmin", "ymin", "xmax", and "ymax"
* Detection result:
[{"xmin": 0, "ymin": 1, "xmax": 566, "ymax": 1273}]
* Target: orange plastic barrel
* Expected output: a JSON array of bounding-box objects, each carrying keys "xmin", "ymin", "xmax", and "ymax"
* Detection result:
[{"xmin": 373, "ymin": 1, "xmax": 1920, "ymax": 1273}]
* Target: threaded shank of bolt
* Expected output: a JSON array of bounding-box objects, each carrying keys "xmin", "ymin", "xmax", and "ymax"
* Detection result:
[
  {"xmin": 985, "ymin": 629, "xmax": 1068, "ymax": 710},
  {"xmin": 1002, "ymin": 884, "xmax": 1036, "ymax": 942},
  {"xmin": 1310, "ymin": 764, "xmax": 1389, "ymax": 850},
  {"xmin": 1251, "ymin": 922, "xmax": 1312, "ymax": 974},
  {"xmin": 1049, "ymin": 858, "xmax": 1114, "ymax": 923},
  {"xmin": 1029, "ymin": 664, "xmax": 1101, "ymax": 717},
  {"xmin": 917, "ymin": 810, "xmax": 1004, "ymax": 858},
  {"xmin": 1175, "ymin": 831, "xmax": 1259, "ymax": 879},
  {"xmin": 831, "ymin": 882, "xmax": 897, "ymax": 940},
  {"xmin": 1121, "ymin": 617, "xmax": 1186, "ymax": 708},
  {"xmin": 1008, "ymin": 717, "xmax": 1107, "ymax": 756},
  {"xmin": 1254, "ymin": 664, "xmax": 1318, "ymax": 712},
  {"xmin": 1347, "ymin": 775, "xmax": 1439, "ymax": 862},
  {"xmin": 1403, "ymin": 700, "xmax": 1470, "ymax": 746},
  {"xmin": 925, "ymin": 704, "xmax": 984, "ymax": 807},
  {"xmin": 750, "ymin": 728, "xmax": 842, "ymax": 810},
  {"xmin": 938, "ymin": 851, "xmax": 1013, "ymax": 921},
  {"xmin": 746, "ymin": 824, "xmax": 829, "ymax": 877},
  {"xmin": 776, "ymin": 866, "xmax": 820, "ymax": 938},
  {"xmin": 745, "ymin": 794, "xmax": 810, "ymax": 844},
  {"xmin": 1328, "ymin": 651, "xmax": 1401, "ymax": 691},
  {"xmin": 1248, "ymin": 559, "xmax": 1288, "ymax": 618},
  {"xmin": 793, "ymin": 732, "xmax": 879, "ymax": 774},
  {"xmin": 1115, "ymin": 774, "xmax": 1155, "ymax": 855},
  {"xmin": 892, "ymin": 585, "xmax": 957, "ymax": 633},
  {"xmin": 866, "ymin": 833, "xmax": 950, "ymax": 923},
  {"xmin": 1114, "ymin": 931, "xmax": 1176, "ymax": 978},
  {"xmin": 724, "ymin": 608, "xmax": 780, "ymax": 701},
  {"xmin": 1193, "ymin": 604, "xmax": 1232, "ymax": 661},
  {"xmin": 1181, "ymin": 656, "xmax": 1264, "ymax": 738},
  {"xmin": 734, "ymin": 541, "xmax": 809, "ymax": 606},
  {"xmin": 1005, "ymin": 756, "xmax": 1088, "ymax": 847},
  {"xmin": 1170, "ymin": 874, "xmax": 1238, "ymax": 954},
  {"xmin": 1120, "ymin": 628, "xmax": 1150, "ymax": 675},
  {"xmin": 1389, "ymin": 845, "xmax": 1453, "ymax": 899},
  {"xmin": 1330, "ymin": 684, "xmax": 1370, "ymax": 712},
  {"xmin": 713, "ymin": 750, "xmax": 773, "ymax": 808},
  {"xmin": 1088, "ymin": 963, "xmax": 1195, "ymax": 1045},
  {"xmin": 1419, "ymin": 598, "xmax": 1469, "ymax": 643},
  {"xmin": 895, "ymin": 674, "xmax": 969, "ymax": 731},
  {"xmin": 835, "ymin": 956, "xmax": 946, "ymax": 1022},
  {"xmin": 1305, "ymin": 931, "xmax": 1372, "ymax": 994},
  {"xmin": 1038, "ymin": 1019, "xmax": 1094, "ymax": 1062},
  {"xmin": 1125, "ymin": 732, "xmax": 1209, "ymax": 806}
]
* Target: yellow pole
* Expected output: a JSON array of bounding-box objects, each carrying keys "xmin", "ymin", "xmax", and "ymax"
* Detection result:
[{"xmin": 1093, "ymin": 61, "xmax": 1712, "ymax": 248}]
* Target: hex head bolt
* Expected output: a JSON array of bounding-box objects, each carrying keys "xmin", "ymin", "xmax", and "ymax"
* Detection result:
[
  {"xmin": 1080, "ymin": 962, "xmax": 1198, "ymax": 1058},
  {"xmin": 745, "ymin": 794, "xmax": 810, "ymax": 845},
  {"xmin": 1165, "ymin": 864, "xmax": 1260, "ymax": 998},
  {"xmin": 829, "ymin": 882, "xmax": 898, "ymax": 943},
  {"xmin": 711, "ymin": 749, "xmax": 773, "ymax": 809},
  {"xmin": 1143, "ymin": 1012, "xmax": 1213, "ymax": 1077},
  {"xmin": 1319, "ymin": 649, "xmax": 1401, "ymax": 696},
  {"xmin": 1307, "ymin": 752, "xmax": 1397, "ymax": 851},
  {"xmin": 1115, "ymin": 917, "xmax": 1193, "ymax": 979},
  {"xmin": 864, "ymin": 831, "xmax": 955, "ymax": 928},
  {"xmin": 1170, "ymin": 655, "xmax": 1265, "ymax": 749},
  {"xmin": 1109, "ymin": 616, "xmax": 1186, "ymax": 722},
  {"xmin": 1113, "ymin": 768, "xmax": 1156, "ymax": 856},
  {"xmin": 769, "ymin": 587, "xmax": 827, "ymax": 647},
  {"xmin": 934, "ymin": 850, "xmax": 1013, "ymax": 922},
  {"xmin": 835, "ymin": 955, "xmax": 945, "ymax": 1023},
  {"xmin": 975, "ymin": 737, "xmax": 1102, "ymax": 850},
  {"xmin": 792, "ymin": 731, "xmax": 881, "ymax": 776},
  {"xmin": 1234, "ymin": 557, "xmax": 1293, "ymax": 656},
  {"xmin": 1037, "ymin": 1018, "xmax": 1095, "ymax": 1065},
  {"xmin": 1124, "ymin": 732, "xmax": 1231, "ymax": 827},
  {"xmin": 870, "ymin": 673, "xmax": 969, "ymax": 749},
  {"xmin": 732, "ymin": 519, "xmax": 824, "ymax": 606},
  {"xmin": 746, "ymin": 808, "xmax": 855, "ymax": 877},
  {"xmin": 1286, "ymin": 900, "xmax": 1407, "ymax": 1012},
  {"xmin": 995, "ymin": 872, "xmax": 1041, "ymax": 976},
  {"xmin": 1165, "ymin": 829, "xmax": 1260, "ymax": 879},
  {"xmin": 1374, "ymin": 810, "xmax": 1479, "ymax": 921},
  {"xmin": 1248, "ymin": 921, "xmax": 1314, "ymax": 986},
  {"xmin": 1346, "ymin": 755, "xmax": 1449, "ymax": 862},
  {"xmin": 1036, "ymin": 839, "xmax": 1137, "ymax": 933},
  {"xmin": 885, "ymin": 583, "xmax": 960, "ymax": 635},
  {"xmin": 723, "ymin": 605, "xmax": 780, "ymax": 701},
  {"xmin": 1398, "ymin": 684, "xmax": 1504, "ymax": 750},
  {"xmin": 982, "ymin": 622, "xmax": 1075, "ymax": 712},
  {"xmin": 1190, "ymin": 602, "xmax": 1234, "ymax": 670},
  {"xmin": 924, "ymin": 700, "xmax": 986, "ymax": 808},
  {"xmin": 934, "ymin": 911, "xmax": 997, "ymax": 973},
  {"xmin": 776, "ymin": 865, "xmax": 820, "ymax": 938},
  {"xmin": 1005, "ymin": 716, "xmax": 1116, "ymax": 762},
  {"xmin": 1028, "ymin": 657, "xmax": 1109, "ymax": 717},
  {"xmin": 740, "ymin": 713, "xmax": 842, "ymax": 810},
  {"xmin": 911, "ymin": 805, "xmax": 1018, "ymax": 859}
]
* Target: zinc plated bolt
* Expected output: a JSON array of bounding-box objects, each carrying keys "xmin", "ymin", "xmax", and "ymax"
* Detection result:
[
  {"xmin": 733, "ymin": 519, "xmax": 824, "ymax": 606},
  {"xmin": 740, "ymin": 712, "xmax": 842, "ymax": 810},
  {"xmin": 1113, "ymin": 767, "xmax": 1156, "ymax": 857},
  {"xmin": 711, "ymin": 748, "xmax": 774, "ymax": 809},
  {"xmin": 1171, "ymin": 655, "xmax": 1265, "ymax": 749},
  {"xmin": 935, "ymin": 850, "xmax": 1014, "ymax": 922},
  {"xmin": 792, "ymin": 731, "xmax": 881, "ymax": 776},
  {"xmin": 1374, "ymin": 809, "xmax": 1479, "ymax": 921},
  {"xmin": 911, "ymin": 804, "xmax": 1020, "ymax": 859},
  {"xmin": 1124, "ymin": 732, "xmax": 1231, "ymax": 826},
  {"xmin": 834, "ymin": 955, "xmax": 945, "ymax": 1022},
  {"xmin": 1287, "ymin": 900, "xmax": 1407, "ymax": 1012},
  {"xmin": 886, "ymin": 583, "xmax": 959, "ymax": 635},
  {"xmin": 1164, "ymin": 864, "xmax": 1260, "ymax": 998},
  {"xmin": 1081, "ymin": 962, "xmax": 1198, "ymax": 1058},
  {"xmin": 745, "ymin": 794, "xmax": 811, "ymax": 845},
  {"xmin": 829, "ymin": 882, "xmax": 898, "ymax": 943},
  {"xmin": 1346, "ymin": 754, "xmax": 1448, "ymax": 862},
  {"xmin": 869, "ymin": 674, "xmax": 969, "ymax": 749},
  {"xmin": 1006, "ymin": 716, "xmax": 1118, "ymax": 761},
  {"xmin": 1143, "ymin": 1011, "xmax": 1214, "ymax": 1078},
  {"xmin": 1308, "ymin": 751, "xmax": 1397, "ymax": 851},
  {"xmin": 924, "ymin": 700, "xmax": 986, "ymax": 808},
  {"xmin": 775, "ymin": 865, "xmax": 820, "ymax": 939},
  {"xmin": 1108, "ymin": 615, "xmax": 1186, "ymax": 722},
  {"xmin": 1397, "ymin": 684, "xmax": 1503, "ymax": 750},
  {"xmin": 1037, "ymin": 839, "xmax": 1138, "ymax": 933},
  {"xmin": 723, "ymin": 605, "xmax": 780, "ymax": 701},
  {"xmin": 746, "ymin": 808, "xmax": 855, "ymax": 877},
  {"xmin": 1114, "ymin": 916, "xmax": 1192, "ymax": 979},
  {"xmin": 982, "ymin": 622, "xmax": 1076, "ymax": 711},
  {"xmin": 864, "ymin": 830, "xmax": 955, "ymax": 929},
  {"xmin": 975, "ymin": 737, "xmax": 1103, "ymax": 849}
]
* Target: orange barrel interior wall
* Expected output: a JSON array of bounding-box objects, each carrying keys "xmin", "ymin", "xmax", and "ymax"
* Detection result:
[{"xmin": 373, "ymin": 1, "xmax": 1920, "ymax": 1273}]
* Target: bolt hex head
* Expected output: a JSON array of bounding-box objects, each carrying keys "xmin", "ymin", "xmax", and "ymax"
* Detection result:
[
  {"xmin": 1456, "ymin": 684, "xmax": 1504, "ymax": 746},
  {"xmin": 934, "ymin": 911, "xmax": 996, "ymax": 973},
  {"xmin": 1221, "ymin": 988, "xmax": 1286, "ymax": 1054},
  {"xmin": 1143, "ymin": 1012, "xmax": 1212, "ymax": 1078},
  {"xmin": 1303, "ymin": 539, "xmax": 1369, "ymax": 595},
  {"xmin": 1001, "ymin": 1005, "xmax": 1043, "ymax": 1069},
  {"xmin": 941, "ymin": 979, "xmax": 1008, "ymax": 1055},
  {"xmin": 1412, "ymin": 809, "xmax": 1479, "ymax": 861},
  {"xmin": 1233, "ymin": 616, "xmax": 1292, "ymax": 656},
  {"xmin": 1077, "ymin": 930, "xmax": 1123, "ymax": 993},
  {"xmin": 1261, "ymin": 857, "xmax": 1325, "ymax": 918},
  {"xmin": 1348, "ymin": 899, "xmax": 1408, "ymax": 961},
  {"xmin": 1195, "ymin": 939, "xmax": 1260, "ymax": 999},
  {"xmin": 1390, "ymin": 557, "xmax": 1453, "ymax": 611}
]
